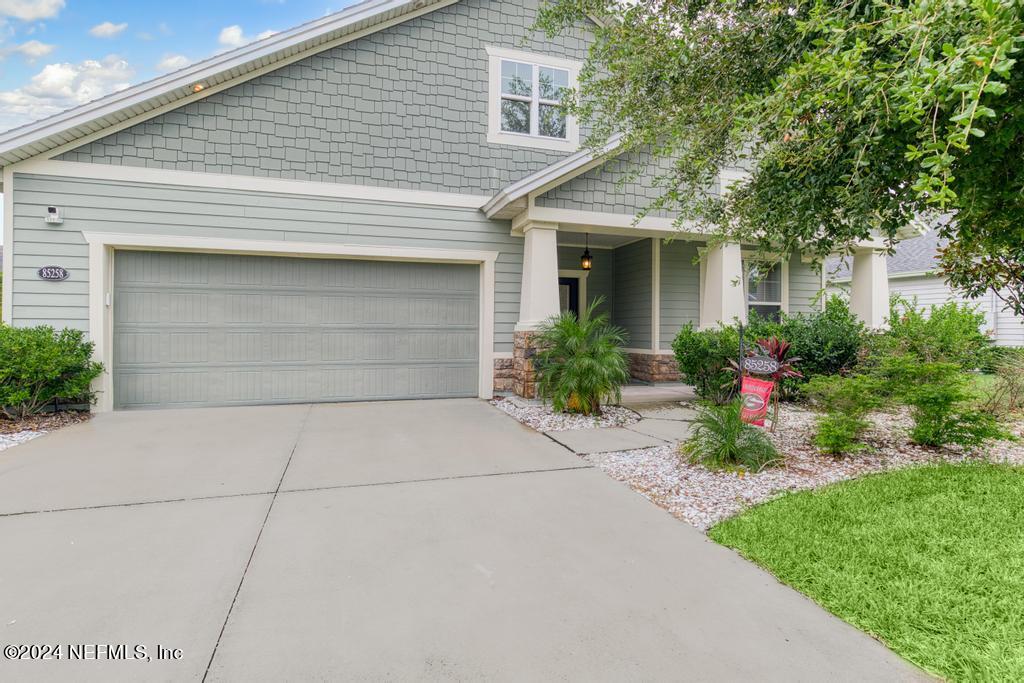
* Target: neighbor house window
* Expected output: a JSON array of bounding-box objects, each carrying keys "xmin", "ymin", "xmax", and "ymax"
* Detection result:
[
  {"xmin": 745, "ymin": 260, "xmax": 785, "ymax": 321},
  {"xmin": 487, "ymin": 46, "xmax": 580, "ymax": 152}
]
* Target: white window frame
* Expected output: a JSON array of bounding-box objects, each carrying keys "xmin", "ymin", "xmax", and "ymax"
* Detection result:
[
  {"xmin": 485, "ymin": 46, "xmax": 580, "ymax": 152},
  {"xmin": 742, "ymin": 253, "xmax": 789, "ymax": 318}
]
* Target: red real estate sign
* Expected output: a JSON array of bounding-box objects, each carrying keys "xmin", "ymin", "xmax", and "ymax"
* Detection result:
[{"xmin": 740, "ymin": 376, "xmax": 775, "ymax": 427}]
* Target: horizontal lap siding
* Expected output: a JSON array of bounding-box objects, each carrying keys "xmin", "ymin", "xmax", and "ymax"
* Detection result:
[
  {"xmin": 11, "ymin": 173, "xmax": 522, "ymax": 352},
  {"xmin": 613, "ymin": 239, "xmax": 652, "ymax": 349},
  {"xmin": 788, "ymin": 256, "xmax": 822, "ymax": 315},
  {"xmin": 660, "ymin": 239, "xmax": 700, "ymax": 350},
  {"xmin": 889, "ymin": 275, "xmax": 1024, "ymax": 347}
]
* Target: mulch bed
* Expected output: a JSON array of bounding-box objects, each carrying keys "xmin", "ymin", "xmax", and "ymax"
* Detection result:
[{"xmin": 0, "ymin": 411, "xmax": 92, "ymax": 436}]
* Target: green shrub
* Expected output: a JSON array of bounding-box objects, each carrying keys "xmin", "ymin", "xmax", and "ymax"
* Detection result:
[
  {"xmin": 876, "ymin": 355, "xmax": 1006, "ymax": 448},
  {"xmin": 749, "ymin": 296, "xmax": 865, "ymax": 382},
  {"xmin": 874, "ymin": 297, "xmax": 992, "ymax": 370},
  {"xmin": 0, "ymin": 325, "xmax": 104, "ymax": 419},
  {"xmin": 681, "ymin": 399, "xmax": 780, "ymax": 471},
  {"xmin": 671, "ymin": 323, "xmax": 740, "ymax": 404},
  {"xmin": 672, "ymin": 298, "xmax": 866, "ymax": 404},
  {"xmin": 534, "ymin": 297, "xmax": 630, "ymax": 416},
  {"xmin": 813, "ymin": 413, "xmax": 872, "ymax": 455},
  {"xmin": 804, "ymin": 374, "xmax": 887, "ymax": 454}
]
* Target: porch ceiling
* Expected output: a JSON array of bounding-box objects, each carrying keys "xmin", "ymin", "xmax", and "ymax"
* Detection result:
[{"xmin": 556, "ymin": 231, "xmax": 644, "ymax": 249}]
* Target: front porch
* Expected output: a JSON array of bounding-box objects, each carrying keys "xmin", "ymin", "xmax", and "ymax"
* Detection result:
[{"xmin": 499, "ymin": 224, "xmax": 891, "ymax": 399}]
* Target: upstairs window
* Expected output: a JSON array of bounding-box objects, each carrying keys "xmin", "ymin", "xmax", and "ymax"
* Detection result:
[{"xmin": 487, "ymin": 47, "xmax": 580, "ymax": 152}]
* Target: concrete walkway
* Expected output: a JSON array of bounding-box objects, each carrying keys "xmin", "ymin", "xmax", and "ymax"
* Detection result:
[
  {"xmin": 0, "ymin": 400, "xmax": 925, "ymax": 681},
  {"xmin": 547, "ymin": 384, "xmax": 698, "ymax": 455}
]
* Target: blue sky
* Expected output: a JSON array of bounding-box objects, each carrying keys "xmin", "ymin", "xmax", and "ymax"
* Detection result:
[{"xmin": 0, "ymin": 0, "xmax": 360, "ymax": 132}]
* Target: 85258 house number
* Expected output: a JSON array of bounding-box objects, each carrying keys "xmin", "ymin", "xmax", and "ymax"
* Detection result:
[{"xmin": 37, "ymin": 266, "xmax": 70, "ymax": 281}]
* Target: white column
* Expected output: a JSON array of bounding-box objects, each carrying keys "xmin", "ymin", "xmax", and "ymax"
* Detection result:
[
  {"xmin": 516, "ymin": 221, "xmax": 561, "ymax": 330},
  {"xmin": 850, "ymin": 248, "xmax": 890, "ymax": 329},
  {"xmin": 700, "ymin": 242, "xmax": 746, "ymax": 329}
]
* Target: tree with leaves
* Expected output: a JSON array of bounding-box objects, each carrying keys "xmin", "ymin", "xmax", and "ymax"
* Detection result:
[{"xmin": 537, "ymin": 0, "xmax": 1024, "ymax": 313}]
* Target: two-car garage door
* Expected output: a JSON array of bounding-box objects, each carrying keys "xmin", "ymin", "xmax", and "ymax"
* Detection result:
[{"xmin": 112, "ymin": 251, "xmax": 480, "ymax": 409}]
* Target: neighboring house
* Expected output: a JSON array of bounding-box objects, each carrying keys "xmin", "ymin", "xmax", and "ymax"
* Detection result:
[
  {"xmin": 0, "ymin": 0, "xmax": 886, "ymax": 411},
  {"xmin": 828, "ymin": 231, "xmax": 1024, "ymax": 346}
]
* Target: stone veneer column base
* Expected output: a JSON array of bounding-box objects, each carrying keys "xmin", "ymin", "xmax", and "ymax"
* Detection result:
[
  {"xmin": 628, "ymin": 352, "xmax": 680, "ymax": 383},
  {"xmin": 493, "ymin": 357, "xmax": 515, "ymax": 393},
  {"xmin": 511, "ymin": 330, "xmax": 540, "ymax": 399}
]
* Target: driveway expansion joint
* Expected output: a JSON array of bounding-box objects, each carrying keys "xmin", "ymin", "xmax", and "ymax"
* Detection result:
[
  {"xmin": 278, "ymin": 464, "xmax": 594, "ymax": 495},
  {"xmin": 202, "ymin": 403, "xmax": 313, "ymax": 682}
]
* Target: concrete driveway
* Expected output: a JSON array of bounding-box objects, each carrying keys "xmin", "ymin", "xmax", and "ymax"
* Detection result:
[{"xmin": 0, "ymin": 399, "xmax": 924, "ymax": 681}]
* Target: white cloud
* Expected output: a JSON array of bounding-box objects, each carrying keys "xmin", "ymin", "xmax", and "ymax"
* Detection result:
[
  {"xmin": 89, "ymin": 21, "xmax": 127, "ymax": 38},
  {"xmin": 156, "ymin": 53, "xmax": 189, "ymax": 72},
  {"xmin": 218, "ymin": 25, "xmax": 277, "ymax": 49},
  {"xmin": 0, "ymin": 0, "xmax": 64, "ymax": 21},
  {"xmin": 0, "ymin": 55, "xmax": 134, "ymax": 132},
  {"xmin": 217, "ymin": 24, "xmax": 246, "ymax": 48},
  {"xmin": 8, "ymin": 38, "xmax": 53, "ymax": 60}
]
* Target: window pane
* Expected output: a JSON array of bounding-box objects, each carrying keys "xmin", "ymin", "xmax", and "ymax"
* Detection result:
[
  {"xmin": 539, "ymin": 104, "xmax": 567, "ymax": 138},
  {"xmin": 746, "ymin": 262, "xmax": 781, "ymax": 303},
  {"xmin": 501, "ymin": 99, "xmax": 530, "ymax": 134},
  {"xmin": 501, "ymin": 60, "xmax": 532, "ymax": 97},
  {"xmin": 539, "ymin": 66, "xmax": 569, "ymax": 100},
  {"xmin": 749, "ymin": 304, "xmax": 782, "ymax": 323}
]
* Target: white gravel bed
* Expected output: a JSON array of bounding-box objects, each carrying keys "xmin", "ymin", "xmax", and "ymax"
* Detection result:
[
  {"xmin": 0, "ymin": 430, "xmax": 45, "ymax": 452},
  {"xmin": 491, "ymin": 397, "xmax": 640, "ymax": 432},
  {"xmin": 585, "ymin": 403, "xmax": 1024, "ymax": 532}
]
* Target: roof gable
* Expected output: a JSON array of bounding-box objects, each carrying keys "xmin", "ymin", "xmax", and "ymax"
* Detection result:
[{"xmin": 0, "ymin": 0, "xmax": 459, "ymax": 171}]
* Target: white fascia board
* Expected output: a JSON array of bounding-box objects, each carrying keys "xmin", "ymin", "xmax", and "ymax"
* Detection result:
[
  {"xmin": 0, "ymin": 0, "xmax": 457, "ymax": 167},
  {"xmin": 483, "ymin": 134, "xmax": 624, "ymax": 218}
]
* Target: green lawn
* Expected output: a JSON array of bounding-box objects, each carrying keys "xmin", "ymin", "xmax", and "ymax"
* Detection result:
[{"xmin": 710, "ymin": 463, "xmax": 1024, "ymax": 681}]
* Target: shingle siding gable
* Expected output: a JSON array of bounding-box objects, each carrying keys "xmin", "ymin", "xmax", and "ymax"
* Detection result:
[{"xmin": 58, "ymin": 0, "xmax": 593, "ymax": 195}]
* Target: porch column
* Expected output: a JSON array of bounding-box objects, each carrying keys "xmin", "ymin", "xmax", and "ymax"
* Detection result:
[
  {"xmin": 511, "ymin": 221, "xmax": 560, "ymax": 399},
  {"xmin": 516, "ymin": 221, "xmax": 560, "ymax": 330},
  {"xmin": 850, "ymin": 248, "xmax": 889, "ymax": 329},
  {"xmin": 700, "ymin": 241, "xmax": 746, "ymax": 329}
]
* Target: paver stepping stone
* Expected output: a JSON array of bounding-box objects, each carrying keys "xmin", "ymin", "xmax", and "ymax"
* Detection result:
[
  {"xmin": 634, "ymin": 405, "xmax": 698, "ymax": 421},
  {"xmin": 627, "ymin": 419, "xmax": 693, "ymax": 443},
  {"xmin": 546, "ymin": 428, "xmax": 666, "ymax": 454}
]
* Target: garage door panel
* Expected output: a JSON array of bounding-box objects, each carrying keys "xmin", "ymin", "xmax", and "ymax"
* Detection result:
[{"xmin": 113, "ymin": 252, "xmax": 480, "ymax": 409}]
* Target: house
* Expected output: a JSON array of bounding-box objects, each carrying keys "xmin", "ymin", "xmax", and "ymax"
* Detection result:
[
  {"xmin": 0, "ymin": 0, "xmax": 889, "ymax": 411},
  {"xmin": 828, "ymin": 230, "xmax": 1024, "ymax": 347}
]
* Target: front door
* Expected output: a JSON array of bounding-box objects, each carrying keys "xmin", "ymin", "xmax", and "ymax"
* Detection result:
[{"xmin": 558, "ymin": 277, "xmax": 580, "ymax": 316}]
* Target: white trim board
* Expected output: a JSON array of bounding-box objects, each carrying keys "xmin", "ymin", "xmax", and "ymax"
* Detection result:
[
  {"xmin": 484, "ymin": 45, "xmax": 581, "ymax": 154},
  {"xmin": 558, "ymin": 268, "xmax": 589, "ymax": 313},
  {"xmin": 11, "ymin": 159, "xmax": 491, "ymax": 209},
  {"xmin": 1, "ymin": 166, "xmax": 13, "ymax": 324},
  {"xmin": 80, "ymin": 232, "xmax": 498, "ymax": 411}
]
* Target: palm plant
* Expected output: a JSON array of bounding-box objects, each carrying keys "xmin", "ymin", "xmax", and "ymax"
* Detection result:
[
  {"xmin": 533, "ymin": 297, "xmax": 629, "ymax": 416},
  {"xmin": 681, "ymin": 399, "xmax": 781, "ymax": 471}
]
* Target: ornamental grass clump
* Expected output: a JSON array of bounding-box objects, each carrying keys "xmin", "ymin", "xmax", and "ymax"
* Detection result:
[
  {"xmin": 681, "ymin": 400, "xmax": 780, "ymax": 472},
  {"xmin": 533, "ymin": 297, "xmax": 629, "ymax": 416}
]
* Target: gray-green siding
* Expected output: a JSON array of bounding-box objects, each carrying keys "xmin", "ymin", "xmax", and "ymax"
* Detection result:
[
  {"xmin": 660, "ymin": 239, "xmax": 701, "ymax": 350},
  {"xmin": 58, "ymin": 0, "xmax": 594, "ymax": 196},
  {"xmin": 612, "ymin": 239, "xmax": 652, "ymax": 348},
  {"xmin": 788, "ymin": 255, "xmax": 823, "ymax": 315},
  {"xmin": 10, "ymin": 173, "xmax": 522, "ymax": 352}
]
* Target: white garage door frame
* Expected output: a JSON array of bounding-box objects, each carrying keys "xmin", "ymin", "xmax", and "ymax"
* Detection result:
[{"xmin": 82, "ymin": 231, "xmax": 498, "ymax": 412}]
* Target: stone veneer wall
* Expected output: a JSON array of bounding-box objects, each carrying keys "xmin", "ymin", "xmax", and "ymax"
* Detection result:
[
  {"xmin": 511, "ymin": 331, "xmax": 540, "ymax": 399},
  {"xmin": 493, "ymin": 357, "xmax": 515, "ymax": 393},
  {"xmin": 627, "ymin": 353, "xmax": 680, "ymax": 383}
]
